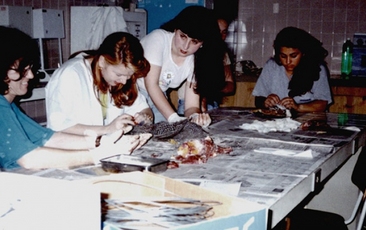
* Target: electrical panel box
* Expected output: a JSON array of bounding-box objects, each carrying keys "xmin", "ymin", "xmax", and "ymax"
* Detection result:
[
  {"xmin": 32, "ymin": 8, "xmax": 64, "ymax": 38},
  {"xmin": 352, "ymin": 33, "xmax": 366, "ymax": 77},
  {"xmin": 123, "ymin": 9, "xmax": 147, "ymax": 40},
  {"xmin": 0, "ymin": 5, "xmax": 33, "ymax": 36}
]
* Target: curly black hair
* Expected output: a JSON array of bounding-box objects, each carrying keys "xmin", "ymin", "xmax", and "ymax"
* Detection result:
[
  {"xmin": 273, "ymin": 27, "xmax": 328, "ymax": 97},
  {"xmin": 0, "ymin": 26, "xmax": 40, "ymax": 95}
]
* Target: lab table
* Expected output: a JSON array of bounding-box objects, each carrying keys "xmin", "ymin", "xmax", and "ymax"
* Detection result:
[
  {"xmin": 133, "ymin": 109, "xmax": 366, "ymax": 229},
  {"xmin": 8, "ymin": 109, "xmax": 366, "ymax": 229}
]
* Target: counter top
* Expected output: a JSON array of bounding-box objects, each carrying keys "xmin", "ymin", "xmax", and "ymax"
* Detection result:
[
  {"xmin": 235, "ymin": 72, "xmax": 366, "ymax": 88},
  {"xmin": 8, "ymin": 109, "xmax": 366, "ymax": 229}
]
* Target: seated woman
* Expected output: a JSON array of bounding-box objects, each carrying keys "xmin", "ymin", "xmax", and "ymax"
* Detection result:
[
  {"xmin": 252, "ymin": 26, "xmax": 332, "ymax": 113},
  {"xmin": 0, "ymin": 26, "xmax": 143, "ymax": 170},
  {"xmin": 46, "ymin": 32, "xmax": 153, "ymax": 136}
]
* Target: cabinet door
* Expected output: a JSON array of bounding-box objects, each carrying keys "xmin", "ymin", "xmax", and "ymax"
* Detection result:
[
  {"xmin": 221, "ymin": 82, "xmax": 255, "ymax": 108},
  {"xmin": 330, "ymin": 86, "xmax": 366, "ymax": 114}
]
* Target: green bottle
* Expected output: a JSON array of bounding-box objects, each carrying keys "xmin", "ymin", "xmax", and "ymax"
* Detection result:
[{"xmin": 341, "ymin": 38, "xmax": 353, "ymax": 79}]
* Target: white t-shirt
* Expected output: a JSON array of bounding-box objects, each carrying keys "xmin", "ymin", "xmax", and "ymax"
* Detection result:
[
  {"xmin": 45, "ymin": 54, "xmax": 149, "ymax": 131},
  {"xmin": 136, "ymin": 29, "xmax": 194, "ymax": 92}
]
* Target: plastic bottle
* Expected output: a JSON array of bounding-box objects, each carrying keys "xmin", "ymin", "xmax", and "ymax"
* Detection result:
[{"xmin": 341, "ymin": 38, "xmax": 353, "ymax": 79}]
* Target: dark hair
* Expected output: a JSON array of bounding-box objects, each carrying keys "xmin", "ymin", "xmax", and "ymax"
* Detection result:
[
  {"xmin": 161, "ymin": 6, "xmax": 226, "ymax": 104},
  {"xmin": 0, "ymin": 26, "xmax": 39, "ymax": 95},
  {"xmin": 70, "ymin": 32, "xmax": 150, "ymax": 107},
  {"xmin": 273, "ymin": 26, "xmax": 328, "ymax": 97}
]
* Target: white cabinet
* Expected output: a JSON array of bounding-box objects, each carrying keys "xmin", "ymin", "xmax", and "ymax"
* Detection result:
[
  {"xmin": 32, "ymin": 9, "xmax": 64, "ymax": 38},
  {"xmin": 0, "ymin": 5, "xmax": 33, "ymax": 36}
]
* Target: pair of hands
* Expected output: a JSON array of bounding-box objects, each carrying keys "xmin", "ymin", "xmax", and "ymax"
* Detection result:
[
  {"xmin": 168, "ymin": 113, "xmax": 211, "ymax": 127},
  {"xmin": 88, "ymin": 129, "xmax": 152, "ymax": 164},
  {"xmin": 107, "ymin": 112, "xmax": 153, "ymax": 133},
  {"xmin": 265, "ymin": 94, "xmax": 298, "ymax": 111}
]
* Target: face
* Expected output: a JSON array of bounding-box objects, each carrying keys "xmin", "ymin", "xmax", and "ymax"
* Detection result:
[
  {"xmin": 99, "ymin": 56, "xmax": 134, "ymax": 86},
  {"xmin": 278, "ymin": 47, "xmax": 303, "ymax": 75},
  {"xmin": 172, "ymin": 29, "xmax": 203, "ymax": 57},
  {"xmin": 217, "ymin": 19, "xmax": 228, "ymax": 41},
  {"xmin": 5, "ymin": 63, "xmax": 34, "ymax": 102}
]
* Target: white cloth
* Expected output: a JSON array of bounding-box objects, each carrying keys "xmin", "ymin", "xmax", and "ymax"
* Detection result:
[
  {"xmin": 86, "ymin": 7, "xmax": 127, "ymax": 50},
  {"xmin": 252, "ymin": 58, "xmax": 333, "ymax": 105},
  {"xmin": 136, "ymin": 29, "xmax": 195, "ymax": 93},
  {"xmin": 239, "ymin": 118, "xmax": 301, "ymax": 133},
  {"xmin": 45, "ymin": 54, "xmax": 149, "ymax": 131}
]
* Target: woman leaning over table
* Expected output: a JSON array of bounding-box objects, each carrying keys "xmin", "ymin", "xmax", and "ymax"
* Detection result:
[
  {"xmin": 46, "ymin": 32, "xmax": 153, "ymax": 136},
  {"xmin": 136, "ymin": 6, "xmax": 226, "ymax": 126},
  {"xmin": 0, "ymin": 26, "xmax": 141, "ymax": 170},
  {"xmin": 252, "ymin": 26, "xmax": 333, "ymax": 112}
]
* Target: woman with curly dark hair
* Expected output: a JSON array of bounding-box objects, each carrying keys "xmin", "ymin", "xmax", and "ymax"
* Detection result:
[
  {"xmin": 252, "ymin": 26, "xmax": 332, "ymax": 112},
  {"xmin": 46, "ymin": 32, "xmax": 153, "ymax": 136}
]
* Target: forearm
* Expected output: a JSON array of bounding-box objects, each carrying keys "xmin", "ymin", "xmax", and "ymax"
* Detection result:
[
  {"xmin": 185, "ymin": 107, "xmax": 201, "ymax": 117},
  {"xmin": 17, "ymin": 147, "xmax": 93, "ymax": 170},
  {"xmin": 152, "ymin": 90, "xmax": 175, "ymax": 119},
  {"xmin": 296, "ymin": 100, "xmax": 328, "ymax": 113},
  {"xmin": 61, "ymin": 124, "xmax": 109, "ymax": 137},
  {"xmin": 44, "ymin": 132, "xmax": 95, "ymax": 150}
]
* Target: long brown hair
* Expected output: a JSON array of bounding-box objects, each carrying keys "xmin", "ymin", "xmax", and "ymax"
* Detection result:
[{"xmin": 70, "ymin": 32, "xmax": 150, "ymax": 107}]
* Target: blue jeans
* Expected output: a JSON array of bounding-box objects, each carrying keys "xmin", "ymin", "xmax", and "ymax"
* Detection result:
[
  {"xmin": 177, "ymin": 99, "xmax": 219, "ymax": 115},
  {"xmin": 139, "ymin": 88, "xmax": 167, "ymax": 123}
]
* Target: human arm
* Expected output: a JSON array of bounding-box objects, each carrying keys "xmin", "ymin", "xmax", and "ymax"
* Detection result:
[
  {"xmin": 17, "ymin": 131, "xmax": 141, "ymax": 170},
  {"xmin": 133, "ymin": 107, "xmax": 154, "ymax": 125},
  {"xmin": 184, "ymin": 81, "xmax": 211, "ymax": 127},
  {"xmin": 144, "ymin": 64, "xmax": 177, "ymax": 120},
  {"xmin": 221, "ymin": 62, "xmax": 235, "ymax": 95},
  {"xmin": 255, "ymin": 94, "xmax": 281, "ymax": 108},
  {"xmin": 279, "ymin": 97, "xmax": 328, "ymax": 112},
  {"xmin": 61, "ymin": 114, "xmax": 135, "ymax": 136}
]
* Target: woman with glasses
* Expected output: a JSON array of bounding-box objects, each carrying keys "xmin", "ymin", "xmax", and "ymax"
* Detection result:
[{"xmin": 0, "ymin": 26, "xmax": 143, "ymax": 170}]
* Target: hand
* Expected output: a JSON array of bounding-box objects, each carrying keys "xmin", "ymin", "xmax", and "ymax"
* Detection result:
[
  {"xmin": 280, "ymin": 97, "xmax": 299, "ymax": 111},
  {"xmin": 107, "ymin": 114, "xmax": 135, "ymax": 133},
  {"xmin": 168, "ymin": 113, "xmax": 187, "ymax": 123},
  {"xmin": 133, "ymin": 133, "xmax": 153, "ymax": 152},
  {"xmin": 264, "ymin": 94, "xmax": 281, "ymax": 108},
  {"xmin": 189, "ymin": 113, "xmax": 211, "ymax": 127},
  {"xmin": 90, "ymin": 131, "xmax": 140, "ymax": 164},
  {"xmin": 134, "ymin": 112, "xmax": 153, "ymax": 125}
]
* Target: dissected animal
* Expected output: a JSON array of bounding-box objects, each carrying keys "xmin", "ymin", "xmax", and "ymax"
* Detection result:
[{"xmin": 173, "ymin": 136, "xmax": 233, "ymax": 164}]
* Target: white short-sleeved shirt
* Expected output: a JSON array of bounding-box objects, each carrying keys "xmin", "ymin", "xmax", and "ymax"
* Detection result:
[
  {"xmin": 137, "ymin": 29, "xmax": 194, "ymax": 92},
  {"xmin": 252, "ymin": 58, "xmax": 333, "ymax": 105},
  {"xmin": 45, "ymin": 54, "xmax": 149, "ymax": 131}
]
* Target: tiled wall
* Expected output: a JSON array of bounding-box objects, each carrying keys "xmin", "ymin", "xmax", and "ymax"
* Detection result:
[
  {"xmin": 3, "ymin": 0, "xmax": 365, "ymax": 73},
  {"xmin": 2, "ymin": 0, "xmax": 365, "ymax": 120},
  {"xmin": 228, "ymin": 0, "xmax": 366, "ymax": 75}
]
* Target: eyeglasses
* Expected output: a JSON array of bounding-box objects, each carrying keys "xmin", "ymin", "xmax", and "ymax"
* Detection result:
[{"xmin": 9, "ymin": 64, "xmax": 34, "ymax": 77}]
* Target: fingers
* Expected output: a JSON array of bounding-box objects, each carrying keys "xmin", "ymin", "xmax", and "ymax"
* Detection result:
[
  {"xmin": 280, "ymin": 97, "xmax": 297, "ymax": 110},
  {"xmin": 114, "ymin": 134, "xmax": 140, "ymax": 154},
  {"xmin": 189, "ymin": 113, "xmax": 211, "ymax": 127},
  {"xmin": 134, "ymin": 112, "xmax": 153, "ymax": 125},
  {"xmin": 265, "ymin": 94, "xmax": 280, "ymax": 108},
  {"xmin": 132, "ymin": 133, "xmax": 153, "ymax": 152}
]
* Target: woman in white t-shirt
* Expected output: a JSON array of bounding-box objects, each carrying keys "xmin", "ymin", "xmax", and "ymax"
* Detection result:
[
  {"xmin": 46, "ymin": 32, "xmax": 153, "ymax": 137},
  {"xmin": 137, "ymin": 6, "xmax": 226, "ymax": 126}
]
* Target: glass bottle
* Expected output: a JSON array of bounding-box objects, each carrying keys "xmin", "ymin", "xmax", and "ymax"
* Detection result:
[{"xmin": 341, "ymin": 38, "xmax": 353, "ymax": 79}]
